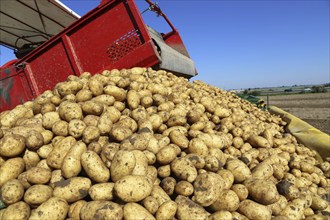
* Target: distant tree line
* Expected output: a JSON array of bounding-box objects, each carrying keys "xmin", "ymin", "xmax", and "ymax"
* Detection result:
[{"xmin": 311, "ymin": 85, "xmax": 327, "ymax": 93}]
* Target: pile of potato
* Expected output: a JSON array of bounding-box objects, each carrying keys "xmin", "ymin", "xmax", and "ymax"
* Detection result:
[{"xmin": 0, "ymin": 67, "xmax": 329, "ymax": 220}]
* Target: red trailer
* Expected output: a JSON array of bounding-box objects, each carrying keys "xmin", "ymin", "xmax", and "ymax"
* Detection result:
[{"xmin": 0, "ymin": 0, "xmax": 197, "ymax": 111}]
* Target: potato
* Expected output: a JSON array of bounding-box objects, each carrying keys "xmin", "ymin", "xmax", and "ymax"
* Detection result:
[
  {"xmin": 276, "ymin": 180, "xmax": 300, "ymax": 200},
  {"xmin": 68, "ymin": 119, "xmax": 86, "ymax": 138},
  {"xmin": 123, "ymin": 202, "xmax": 155, "ymax": 220},
  {"xmin": 210, "ymin": 189, "xmax": 240, "ymax": 212},
  {"xmin": 251, "ymin": 161, "xmax": 274, "ymax": 179},
  {"xmin": 156, "ymin": 200, "xmax": 177, "ymax": 220},
  {"xmin": 80, "ymin": 201, "xmax": 123, "ymax": 220},
  {"xmin": 97, "ymin": 112, "xmax": 113, "ymax": 135},
  {"xmin": 238, "ymin": 199, "xmax": 271, "ymax": 220},
  {"xmin": 110, "ymin": 150, "xmax": 136, "ymax": 182},
  {"xmin": 268, "ymin": 195, "xmax": 288, "ymax": 216},
  {"xmin": 81, "ymin": 100, "xmax": 104, "ymax": 116},
  {"xmin": 156, "ymin": 145, "xmax": 178, "ymax": 165},
  {"xmin": 197, "ymin": 133, "xmax": 224, "ymax": 149},
  {"xmin": 231, "ymin": 184, "xmax": 248, "ymax": 201},
  {"xmin": 231, "ymin": 211, "xmax": 249, "ymax": 220},
  {"xmin": 56, "ymin": 80, "xmax": 83, "ymax": 97},
  {"xmin": 114, "ymin": 175, "xmax": 152, "ymax": 202},
  {"xmin": 53, "ymin": 177, "xmax": 91, "ymax": 203},
  {"xmin": 0, "ymin": 179, "xmax": 24, "ymax": 205},
  {"xmin": 62, "ymin": 141, "xmax": 86, "ymax": 178},
  {"xmin": 193, "ymin": 172, "xmax": 224, "ymax": 206},
  {"xmin": 24, "ymin": 185, "xmax": 53, "ymax": 207},
  {"xmin": 47, "ymin": 136, "xmax": 76, "ymax": 169},
  {"xmin": 174, "ymin": 181, "xmax": 194, "ymax": 197},
  {"xmin": 110, "ymin": 126, "xmax": 133, "ymax": 142},
  {"xmin": 104, "ymin": 85, "xmax": 126, "ymax": 101},
  {"xmin": 58, "ymin": 101, "xmax": 83, "ymax": 122},
  {"xmin": 169, "ymin": 130, "xmax": 189, "ymax": 149},
  {"xmin": 0, "ymin": 134, "xmax": 25, "ymax": 157},
  {"xmin": 209, "ymin": 210, "xmax": 233, "ymax": 220},
  {"xmin": 160, "ymin": 177, "xmax": 176, "ymax": 196},
  {"xmin": 311, "ymin": 195, "xmax": 328, "ymax": 210},
  {"xmin": 1, "ymin": 105, "xmax": 30, "ymax": 128},
  {"xmin": 132, "ymin": 150, "xmax": 148, "ymax": 176},
  {"xmin": 141, "ymin": 196, "xmax": 159, "ymax": 215},
  {"xmin": 280, "ymin": 198, "xmax": 308, "ymax": 219},
  {"xmin": 42, "ymin": 111, "xmax": 61, "ymax": 129},
  {"xmin": 1, "ymin": 201, "xmax": 30, "ymax": 220},
  {"xmin": 17, "ymin": 172, "xmax": 31, "ymax": 190},
  {"xmin": 246, "ymin": 179, "xmax": 279, "ymax": 205},
  {"xmin": 29, "ymin": 197, "xmax": 69, "ymax": 220},
  {"xmin": 75, "ymin": 89, "xmax": 93, "ymax": 102},
  {"xmin": 248, "ymin": 135, "xmax": 271, "ymax": 148},
  {"xmin": 52, "ymin": 120, "xmax": 68, "ymax": 136},
  {"xmin": 127, "ymin": 90, "xmax": 140, "ymax": 109},
  {"xmin": 37, "ymin": 144, "xmax": 53, "ymax": 159},
  {"xmin": 81, "ymin": 151, "xmax": 110, "ymax": 183},
  {"xmin": 217, "ymin": 169, "xmax": 234, "ymax": 189},
  {"xmin": 225, "ymin": 158, "xmax": 251, "ymax": 183},
  {"xmin": 23, "ymin": 149, "xmax": 40, "ymax": 170},
  {"xmin": 176, "ymin": 195, "xmax": 209, "ymax": 220},
  {"xmin": 68, "ymin": 200, "xmax": 87, "ymax": 219},
  {"xmin": 188, "ymin": 138, "xmax": 208, "ymax": 157},
  {"xmin": 26, "ymin": 131, "xmax": 44, "ymax": 150},
  {"xmin": 0, "ymin": 157, "xmax": 25, "ymax": 187},
  {"xmin": 88, "ymin": 182, "xmax": 115, "ymax": 201},
  {"xmin": 26, "ymin": 167, "xmax": 51, "ymax": 184},
  {"xmin": 171, "ymin": 157, "xmax": 198, "ymax": 182}
]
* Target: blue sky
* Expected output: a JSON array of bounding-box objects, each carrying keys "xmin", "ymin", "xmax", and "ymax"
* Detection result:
[{"xmin": 1, "ymin": 0, "xmax": 329, "ymax": 89}]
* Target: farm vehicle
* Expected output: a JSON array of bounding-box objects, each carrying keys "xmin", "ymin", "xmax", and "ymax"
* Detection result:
[{"xmin": 0, "ymin": 0, "xmax": 196, "ymax": 111}]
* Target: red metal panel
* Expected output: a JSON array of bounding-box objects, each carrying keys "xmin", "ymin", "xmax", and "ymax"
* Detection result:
[
  {"xmin": 25, "ymin": 40, "xmax": 75, "ymax": 96},
  {"xmin": 0, "ymin": 66, "xmax": 33, "ymax": 111},
  {"xmin": 0, "ymin": 0, "xmax": 164, "ymax": 112}
]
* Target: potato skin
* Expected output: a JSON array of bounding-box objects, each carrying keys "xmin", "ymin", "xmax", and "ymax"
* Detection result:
[
  {"xmin": 210, "ymin": 189, "xmax": 240, "ymax": 212},
  {"xmin": 47, "ymin": 136, "xmax": 76, "ymax": 169},
  {"xmin": 26, "ymin": 167, "xmax": 51, "ymax": 184},
  {"xmin": 24, "ymin": 185, "xmax": 53, "ymax": 207},
  {"xmin": 0, "ymin": 134, "xmax": 25, "ymax": 157},
  {"xmin": 110, "ymin": 150, "xmax": 136, "ymax": 182},
  {"xmin": 80, "ymin": 201, "xmax": 123, "ymax": 220},
  {"xmin": 53, "ymin": 177, "xmax": 91, "ymax": 203},
  {"xmin": 123, "ymin": 203, "xmax": 155, "ymax": 220},
  {"xmin": 246, "ymin": 179, "xmax": 280, "ymax": 205},
  {"xmin": 58, "ymin": 101, "xmax": 83, "ymax": 122},
  {"xmin": 156, "ymin": 200, "xmax": 177, "ymax": 220},
  {"xmin": 176, "ymin": 195, "xmax": 209, "ymax": 220},
  {"xmin": 171, "ymin": 157, "xmax": 198, "ymax": 182},
  {"xmin": 88, "ymin": 183, "xmax": 115, "ymax": 201},
  {"xmin": 81, "ymin": 150, "xmax": 110, "ymax": 183},
  {"xmin": 238, "ymin": 199, "xmax": 271, "ymax": 220},
  {"xmin": 0, "ymin": 157, "xmax": 25, "ymax": 187},
  {"xmin": 225, "ymin": 159, "xmax": 251, "ymax": 183},
  {"xmin": 1, "ymin": 201, "xmax": 30, "ymax": 220},
  {"xmin": 29, "ymin": 197, "xmax": 69, "ymax": 220},
  {"xmin": 0, "ymin": 179, "xmax": 24, "ymax": 205},
  {"xmin": 114, "ymin": 175, "xmax": 152, "ymax": 202},
  {"xmin": 61, "ymin": 141, "xmax": 86, "ymax": 178},
  {"xmin": 193, "ymin": 172, "xmax": 224, "ymax": 207},
  {"xmin": 68, "ymin": 200, "xmax": 87, "ymax": 219}
]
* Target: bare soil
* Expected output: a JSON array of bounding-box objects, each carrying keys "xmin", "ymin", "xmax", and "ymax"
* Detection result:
[{"xmin": 259, "ymin": 93, "xmax": 330, "ymax": 135}]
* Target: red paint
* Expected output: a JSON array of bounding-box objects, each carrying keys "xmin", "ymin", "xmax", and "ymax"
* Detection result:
[{"xmin": 0, "ymin": 0, "xmax": 194, "ymax": 112}]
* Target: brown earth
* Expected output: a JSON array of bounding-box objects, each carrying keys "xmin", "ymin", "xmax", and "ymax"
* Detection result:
[{"xmin": 259, "ymin": 93, "xmax": 330, "ymax": 135}]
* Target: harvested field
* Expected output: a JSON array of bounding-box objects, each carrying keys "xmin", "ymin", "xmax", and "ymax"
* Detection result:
[{"xmin": 260, "ymin": 93, "xmax": 330, "ymax": 135}]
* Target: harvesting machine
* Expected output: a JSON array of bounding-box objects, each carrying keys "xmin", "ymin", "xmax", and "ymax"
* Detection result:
[{"xmin": 0, "ymin": 0, "xmax": 197, "ymax": 111}]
